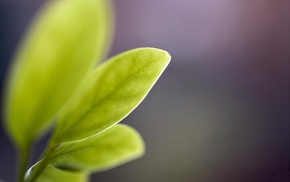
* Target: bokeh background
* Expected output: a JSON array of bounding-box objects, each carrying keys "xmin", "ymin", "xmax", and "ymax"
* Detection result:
[{"xmin": 0, "ymin": 0, "xmax": 289, "ymax": 182}]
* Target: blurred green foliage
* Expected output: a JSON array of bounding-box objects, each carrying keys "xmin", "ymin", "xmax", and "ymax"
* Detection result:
[{"xmin": 2, "ymin": 0, "xmax": 170, "ymax": 181}]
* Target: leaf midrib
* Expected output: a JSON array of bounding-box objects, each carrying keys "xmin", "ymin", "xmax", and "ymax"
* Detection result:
[{"xmin": 57, "ymin": 56, "xmax": 163, "ymax": 142}]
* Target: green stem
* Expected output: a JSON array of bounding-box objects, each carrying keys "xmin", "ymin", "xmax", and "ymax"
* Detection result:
[
  {"xmin": 25, "ymin": 128, "xmax": 60, "ymax": 182},
  {"xmin": 26, "ymin": 159, "xmax": 47, "ymax": 182},
  {"xmin": 26, "ymin": 141, "xmax": 58, "ymax": 182},
  {"xmin": 18, "ymin": 145, "xmax": 31, "ymax": 182}
]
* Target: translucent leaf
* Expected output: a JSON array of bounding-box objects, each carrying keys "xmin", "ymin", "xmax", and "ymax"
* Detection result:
[
  {"xmin": 35, "ymin": 166, "xmax": 88, "ymax": 182},
  {"xmin": 52, "ymin": 48, "xmax": 171, "ymax": 144},
  {"xmin": 4, "ymin": 0, "xmax": 112, "ymax": 149},
  {"xmin": 48, "ymin": 124, "xmax": 144, "ymax": 172}
]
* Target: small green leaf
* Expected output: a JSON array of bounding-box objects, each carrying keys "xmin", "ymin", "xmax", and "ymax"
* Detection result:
[
  {"xmin": 48, "ymin": 124, "xmax": 144, "ymax": 172},
  {"xmin": 52, "ymin": 48, "xmax": 171, "ymax": 144},
  {"xmin": 35, "ymin": 166, "xmax": 88, "ymax": 182},
  {"xmin": 4, "ymin": 0, "xmax": 112, "ymax": 149}
]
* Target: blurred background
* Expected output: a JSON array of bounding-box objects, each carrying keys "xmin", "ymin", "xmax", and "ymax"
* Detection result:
[{"xmin": 0, "ymin": 0, "xmax": 289, "ymax": 182}]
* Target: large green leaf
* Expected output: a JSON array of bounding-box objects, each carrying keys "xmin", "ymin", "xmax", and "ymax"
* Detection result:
[
  {"xmin": 35, "ymin": 166, "xmax": 88, "ymax": 182},
  {"xmin": 52, "ymin": 48, "xmax": 171, "ymax": 144},
  {"xmin": 4, "ymin": 0, "xmax": 112, "ymax": 149}
]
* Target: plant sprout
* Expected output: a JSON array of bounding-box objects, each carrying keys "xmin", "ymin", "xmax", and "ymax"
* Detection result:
[{"xmin": 2, "ymin": 0, "xmax": 170, "ymax": 182}]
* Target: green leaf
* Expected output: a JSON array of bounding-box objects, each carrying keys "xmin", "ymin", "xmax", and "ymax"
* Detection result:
[
  {"xmin": 3, "ymin": 0, "xmax": 113, "ymax": 149},
  {"xmin": 52, "ymin": 48, "xmax": 171, "ymax": 144},
  {"xmin": 48, "ymin": 124, "xmax": 144, "ymax": 172},
  {"xmin": 35, "ymin": 166, "xmax": 88, "ymax": 182}
]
